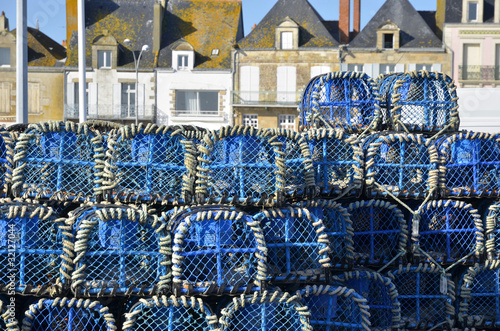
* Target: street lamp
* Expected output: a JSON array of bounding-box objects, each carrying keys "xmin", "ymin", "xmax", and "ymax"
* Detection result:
[{"xmin": 124, "ymin": 39, "xmax": 150, "ymax": 125}]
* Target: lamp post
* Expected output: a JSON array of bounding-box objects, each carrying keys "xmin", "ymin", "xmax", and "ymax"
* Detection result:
[{"xmin": 124, "ymin": 39, "xmax": 150, "ymax": 125}]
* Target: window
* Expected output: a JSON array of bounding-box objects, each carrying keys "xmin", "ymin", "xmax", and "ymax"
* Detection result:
[
  {"xmin": 121, "ymin": 83, "xmax": 136, "ymax": 117},
  {"xmin": 383, "ymin": 34, "xmax": 394, "ymax": 49},
  {"xmin": 28, "ymin": 83, "xmax": 40, "ymax": 114},
  {"xmin": 416, "ymin": 64, "xmax": 431, "ymax": 71},
  {"xmin": 277, "ymin": 66, "xmax": 296, "ymax": 103},
  {"xmin": 74, "ymin": 82, "xmax": 89, "ymax": 106},
  {"xmin": 279, "ymin": 115, "xmax": 296, "ymax": 130},
  {"xmin": 468, "ymin": 2, "xmax": 478, "ymax": 21},
  {"xmin": 97, "ymin": 50, "xmax": 111, "ymax": 69},
  {"xmin": 0, "ymin": 82, "xmax": 11, "ymax": 113},
  {"xmin": 0, "ymin": 48, "xmax": 10, "ymax": 67},
  {"xmin": 281, "ymin": 31, "xmax": 293, "ymax": 50},
  {"xmin": 380, "ymin": 64, "xmax": 396, "ymax": 74},
  {"xmin": 348, "ymin": 64, "xmax": 364, "ymax": 72},
  {"xmin": 496, "ymin": 44, "xmax": 500, "ymax": 80},
  {"xmin": 243, "ymin": 114, "xmax": 258, "ymax": 128},
  {"xmin": 175, "ymin": 90, "xmax": 219, "ymax": 115},
  {"xmin": 463, "ymin": 43, "xmax": 481, "ymax": 80},
  {"xmin": 240, "ymin": 66, "xmax": 260, "ymax": 102},
  {"xmin": 178, "ymin": 55, "xmax": 189, "ymax": 70}
]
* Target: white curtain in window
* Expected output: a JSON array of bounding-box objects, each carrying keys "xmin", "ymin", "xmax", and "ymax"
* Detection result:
[{"xmin": 185, "ymin": 91, "xmax": 197, "ymax": 111}]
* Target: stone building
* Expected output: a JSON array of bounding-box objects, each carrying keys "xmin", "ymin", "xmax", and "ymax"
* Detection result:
[
  {"xmin": 0, "ymin": 12, "xmax": 66, "ymax": 124},
  {"xmin": 440, "ymin": 0, "xmax": 500, "ymax": 132}
]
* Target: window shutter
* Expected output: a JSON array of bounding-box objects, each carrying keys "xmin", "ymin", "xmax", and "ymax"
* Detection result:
[
  {"xmin": 395, "ymin": 64, "xmax": 405, "ymax": 73},
  {"xmin": 241, "ymin": 66, "xmax": 259, "ymax": 102},
  {"xmin": 67, "ymin": 82, "xmax": 75, "ymax": 105},
  {"xmin": 277, "ymin": 66, "xmax": 296, "ymax": 102},
  {"xmin": 408, "ymin": 64, "xmax": 416, "ymax": 71},
  {"xmin": 363, "ymin": 63, "xmax": 373, "ymax": 77},
  {"xmin": 432, "ymin": 63, "xmax": 442, "ymax": 72},
  {"xmin": 88, "ymin": 83, "xmax": 97, "ymax": 105},
  {"xmin": 371, "ymin": 64, "xmax": 380, "ymax": 78},
  {"xmin": 113, "ymin": 83, "xmax": 121, "ymax": 116},
  {"xmin": 340, "ymin": 63, "xmax": 348, "ymax": 71}
]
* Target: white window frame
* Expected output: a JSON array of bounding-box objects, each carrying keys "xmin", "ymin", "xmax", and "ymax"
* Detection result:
[
  {"xmin": 172, "ymin": 50, "xmax": 194, "ymax": 71},
  {"xmin": 97, "ymin": 50, "xmax": 112, "ymax": 69},
  {"xmin": 175, "ymin": 90, "xmax": 219, "ymax": 116},
  {"xmin": 281, "ymin": 31, "xmax": 293, "ymax": 50},
  {"xmin": 0, "ymin": 48, "xmax": 10, "ymax": 67},
  {"xmin": 243, "ymin": 114, "xmax": 258, "ymax": 128},
  {"xmin": 468, "ymin": 1, "xmax": 478, "ymax": 22},
  {"xmin": 279, "ymin": 114, "xmax": 296, "ymax": 130},
  {"xmin": 121, "ymin": 83, "xmax": 136, "ymax": 118}
]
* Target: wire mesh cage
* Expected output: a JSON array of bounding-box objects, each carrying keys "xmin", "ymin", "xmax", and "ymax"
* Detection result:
[
  {"xmin": 299, "ymin": 71, "xmax": 381, "ymax": 132},
  {"xmin": 0, "ymin": 296, "xmax": 19, "ymax": 330},
  {"xmin": 458, "ymin": 264, "xmax": 500, "ymax": 328},
  {"xmin": 123, "ymin": 295, "xmax": 218, "ymax": 331},
  {"xmin": 298, "ymin": 284, "xmax": 371, "ymax": 331},
  {"xmin": 11, "ymin": 121, "xmax": 105, "ymax": 202},
  {"xmin": 389, "ymin": 71, "xmax": 460, "ymax": 133},
  {"xmin": 0, "ymin": 203, "xmax": 64, "ymax": 296},
  {"xmin": 21, "ymin": 297, "xmax": 117, "ymax": 330},
  {"xmin": 347, "ymin": 200, "xmax": 408, "ymax": 266},
  {"xmin": 171, "ymin": 206, "xmax": 267, "ymax": 295},
  {"xmin": 0, "ymin": 129, "xmax": 15, "ymax": 198},
  {"xmin": 412, "ymin": 200, "xmax": 484, "ymax": 265},
  {"xmin": 195, "ymin": 126, "xmax": 284, "ymax": 206},
  {"xmin": 67, "ymin": 205, "xmax": 170, "ymax": 296},
  {"xmin": 253, "ymin": 207, "xmax": 332, "ymax": 283},
  {"xmin": 294, "ymin": 200, "xmax": 354, "ymax": 269},
  {"xmin": 269, "ymin": 129, "xmax": 315, "ymax": 198},
  {"xmin": 304, "ymin": 128, "xmax": 363, "ymax": 198},
  {"xmin": 386, "ymin": 264, "xmax": 455, "ymax": 330},
  {"xmin": 485, "ymin": 201, "xmax": 500, "ymax": 263},
  {"xmin": 376, "ymin": 73, "xmax": 405, "ymax": 129},
  {"xmin": 103, "ymin": 123, "xmax": 198, "ymax": 204},
  {"xmin": 438, "ymin": 131, "xmax": 500, "ymax": 198},
  {"xmin": 219, "ymin": 290, "xmax": 312, "ymax": 331},
  {"xmin": 365, "ymin": 133, "xmax": 439, "ymax": 199},
  {"xmin": 332, "ymin": 270, "xmax": 401, "ymax": 330}
]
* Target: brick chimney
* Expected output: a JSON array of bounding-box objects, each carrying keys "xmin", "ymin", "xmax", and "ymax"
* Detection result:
[
  {"xmin": 0, "ymin": 11, "xmax": 9, "ymax": 33},
  {"xmin": 353, "ymin": 0, "xmax": 360, "ymax": 37},
  {"xmin": 339, "ymin": 0, "xmax": 350, "ymax": 43}
]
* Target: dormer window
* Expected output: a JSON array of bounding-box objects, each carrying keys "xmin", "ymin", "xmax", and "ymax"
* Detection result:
[
  {"xmin": 177, "ymin": 54, "xmax": 189, "ymax": 70},
  {"xmin": 463, "ymin": 0, "xmax": 483, "ymax": 23},
  {"xmin": 468, "ymin": 2, "xmax": 478, "ymax": 21},
  {"xmin": 91, "ymin": 32, "xmax": 118, "ymax": 69},
  {"xmin": 383, "ymin": 34, "xmax": 394, "ymax": 49},
  {"xmin": 377, "ymin": 21, "xmax": 400, "ymax": 50},
  {"xmin": 0, "ymin": 47, "xmax": 10, "ymax": 67},
  {"xmin": 172, "ymin": 40, "xmax": 195, "ymax": 71},
  {"xmin": 276, "ymin": 16, "xmax": 299, "ymax": 50}
]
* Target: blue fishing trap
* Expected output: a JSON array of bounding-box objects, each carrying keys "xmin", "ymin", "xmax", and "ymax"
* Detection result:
[
  {"xmin": 0, "ymin": 296, "xmax": 18, "ymax": 330},
  {"xmin": 347, "ymin": 200, "xmax": 407, "ymax": 265},
  {"xmin": 253, "ymin": 207, "xmax": 332, "ymax": 282},
  {"xmin": 0, "ymin": 130, "xmax": 14, "ymax": 198},
  {"xmin": 66, "ymin": 205, "xmax": 170, "ymax": 296},
  {"xmin": 486, "ymin": 201, "xmax": 500, "ymax": 263},
  {"xmin": 388, "ymin": 71, "xmax": 460, "ymax": 133},
  {"xmin": 123, "ymin": 295, "xmax": 217, "ymax": 331},
  {"xmin": 11, "ymin": 121, "xmax": 104, "ymax": 201},
  {"xmin": 295, "ymin": 200, "xmax": 354, "ymax": 269},
  {"xmin": 412, "ymin": 200, "xmax": 484, "ymax": 265},
  {"xmin": 0, "ymin": 203, "xmax": 63, "ymax": 295},
  {"xmin": 103, "ymin": 123, "xmax": 198, "ymax": 203},
  {"xmin": 219, "ymin": 290, "xmax": 312, "ymax": 331},
  {"xmin": 365, "ymin": 133, "xmax": 439, "ymax": 199},
  {"xmin": 299, "ymin": 71, "xmax": 380, "ymax": 132},
  {"xmin": 386, "ymin": 264, "xmax": 455, "ymax": 330},
  {"xmin": 299, "ymin": 284, "xmax": 371, "ymax": 330},
  {"xmin": 458, "ymin": 265, "xmax": 500, "ymax": 328},
  {"xmin": 376, "ymin": 73, "xmax": 404, "ymax": 128},
  {"xmin": 21, "ymin": 298, "xmax": 117, "ymax": 330},
  {"xmin": 171, "ymin": 206, "xmax": 267, "ymax": 295},
  {"xmin": 305, "ymin": 128, "xmax": 363, "ymax": 198},
  {"xmin": 195, "ymin": 126, "xmax": 284, "ymax": 205},
  {"xmin": 333, "ymin": 270, "xmax": 401, "ymax": 330},
  {"xmin": 437, "ymin": 131, "xmax": 500, "ymax": 198}
]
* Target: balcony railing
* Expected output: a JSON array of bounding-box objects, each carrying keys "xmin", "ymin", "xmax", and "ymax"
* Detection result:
[
  {"xmin": 64, "ymin": 104, "xmax": 156, "ymax": 122},
  {"xmin": 172, "ymin": 109, "xmax": 220, "ymax": 117},
  {"xmin": 231, "ymin": 91, "xmax": 301, "ymax": 106},
  {"xmin": 459, "ymin": 65, "xmax": 500, "ymax": 81}
]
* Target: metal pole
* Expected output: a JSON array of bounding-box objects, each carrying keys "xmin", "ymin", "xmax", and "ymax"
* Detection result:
[
  {"xmin": 78, "ymin": 0, "xmax": 87, "ymax": 123},
  {"xmin": 16, "ymin": 0, "xmax": 28, "ymax": 124},
  {"xmin": 135, "ymin": 49, "xmax": 144, "ymax": 125}
]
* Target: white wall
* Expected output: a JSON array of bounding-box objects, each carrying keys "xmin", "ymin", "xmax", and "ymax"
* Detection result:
[
  {"xmin": 156, "ymin": 69, "xmax": 232, "ymax": 129},
  {"xmin": 457, "ymin": 88, "xmax": 500, "ymax": 133}
]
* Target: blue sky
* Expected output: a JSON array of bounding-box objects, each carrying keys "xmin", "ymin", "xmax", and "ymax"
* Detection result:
[{"xmin": 1, "ymin": 0, "xmax": 437, "ymax": 44}]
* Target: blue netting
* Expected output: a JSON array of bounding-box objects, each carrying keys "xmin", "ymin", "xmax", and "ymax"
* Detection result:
[
  {"xmin": 296, "ymin": 200, "xmax": 354, "ymax": 269},
  {"xmin": 195, "ymin": 126, "xmax": 283, "ymax": 205},
  {"xmin": 306, "ymin": 129, "xmax": 363, "ymax": 198},
  {"xmin": 387, "ymin": 265, "xmax": 455, "ymax": 329},
  {"xmin": 347, "ymin": 200, "xmax": 407, "ymax": 265},
  {"xmin": 300, "ymin": 285, "xmax": 371, "ymax": 330},
  {"xmin": 219, "ymin": 291, "xmax": 311, "ymax": 331},
  {"xmin": 412, "ymin": 200, "xmax": 483, "ymax": 264},
  {"xmin": 254, "ymin": 207, "xmax": 331, "ymax": 282},
  {"xmin": 0, "ymin": 203, "xmax": 63, "ymax": 295},
  {"xmin": 389, "ymin": 71, "xmax": 459, "ymax": 133},
  {"xmin": 123, "ymin": 296, "xmax": 217, "ymax": 330},
  {"xmin": 365, "ymin": 133, "xmax": 439, "ymax": 198},
  {"xmin": 69, "ymin": 206, "xmax": 170, "ymax": 296},
  {"xmin": 299, "ymin": 71, "xmax": 380, "ymax": 131},
  {"xmin": 171, "ymin": 206, "xmax": 267, "ymax": 295},
  {"xmin": 486, "ymin": 201, "xmax": 500, "ymax": 262},
  {"xmin": 438, "ymin": 132, "xmax": 500, "ymax": 198},
  {"xmin": 104, "ymin": 124, "xmax": 197, "ymax": 203},
  {"xmin": 458, "ymin": 266, "xmax": 500, "ymax": 328},
  {"xmin": 11, "ymin": 122, "xmax": 104, "ymax": 201},
  {"xmin": 333, "ymin": 271, "xmax": 401, "ymax": 330},
  {"xmin": 376, "ymin": 73, "xmax": 404, "ymax": 128},
  {"xmin": 21, "ymin": 298, "xmax": 116, "ymax": 330},
  {"xmin": 0, "ymin": 130, "xmax": 13, "ymax": 198}
]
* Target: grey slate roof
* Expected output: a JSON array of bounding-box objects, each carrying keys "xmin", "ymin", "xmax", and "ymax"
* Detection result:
[
  {"xmin": 444, "ymin": 0, "xmax": 496, "ymax": 23},
  {"xmin": 350, "ymin": 0, "xmax": 442, "ymax": 49},
  {"xmin": 238, "ymin": 0, "xmax": 339, "ymax": 48}
]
